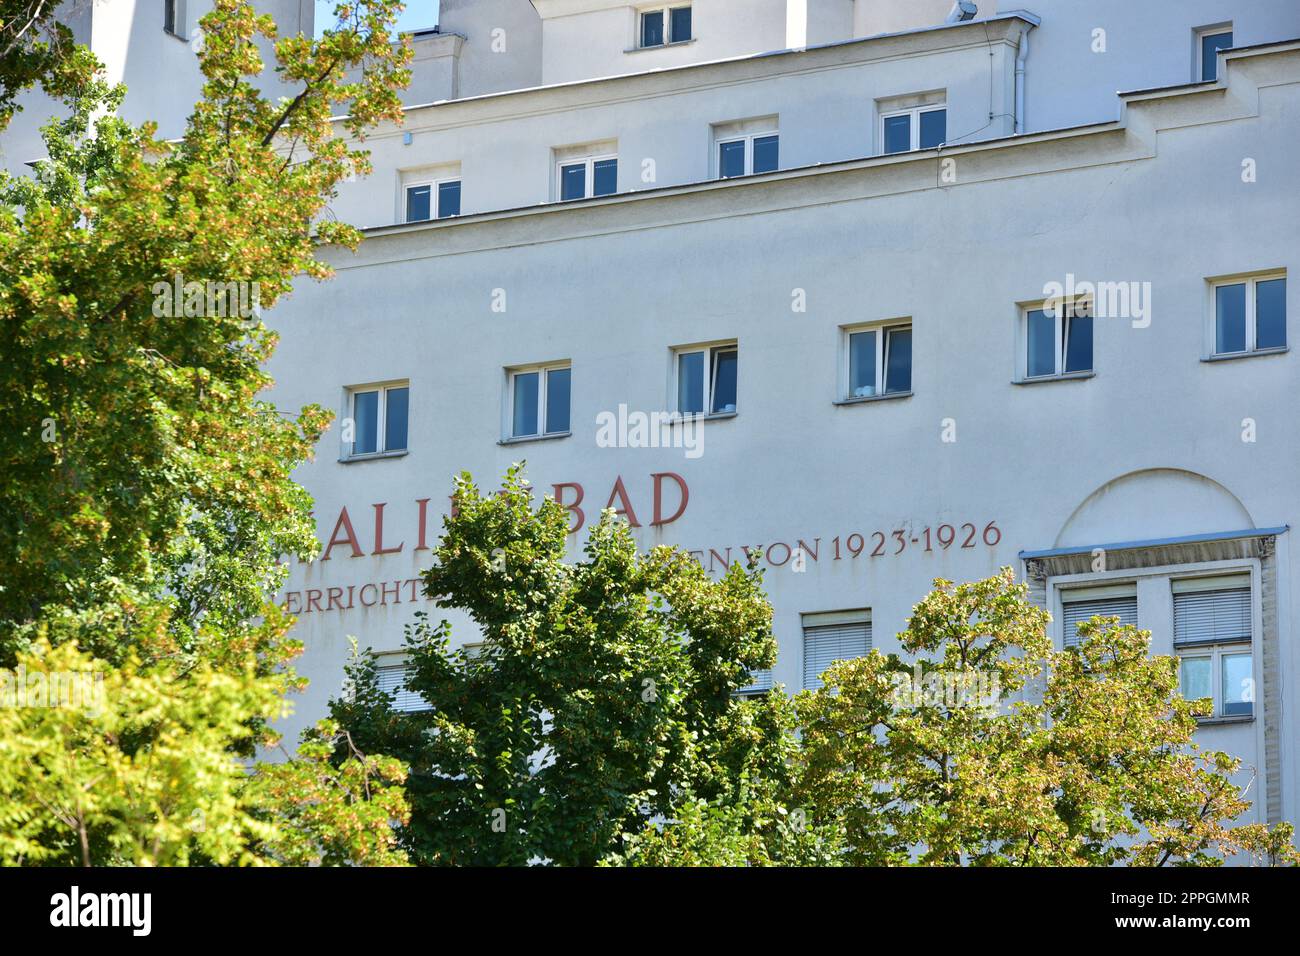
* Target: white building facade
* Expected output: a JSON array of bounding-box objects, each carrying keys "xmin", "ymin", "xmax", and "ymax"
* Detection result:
[{"xmin": 34, "ymin": 1, "xmax": 1296, "ymax": 837}]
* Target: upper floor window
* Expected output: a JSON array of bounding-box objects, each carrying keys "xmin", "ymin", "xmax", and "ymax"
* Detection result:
[
  {"xmin": 882, "ymin": 104, "xmax": 946, "ymax": 154},
  {"xmin": 1197, "ymin": 25, "xmax": 1233, "ymax": 81},
  {"xmin": 1060, "ymin": 586, "xmax": 1138, "ymax": 648},
  {"xmin": 718, "ymin": 133, "xmax": 779, "ymax": 179},
  {"xmin": 675, "ymin": 342, "xmax": 737, "ymax": 416},
  {"xmin": 509, "ymin": 363, "xmax": 571, "ymax": 440},
  {"xmin": 1022, "ymin": 298, "xmax": 1092, "ymax": 380},
  {"xmin": 1174, "ymin": 576, "xmax": 1252, "ymax": 719},
  {"xmin": 845, "ymin": 322, "xmax": 912, "ymax": 399},
  {"xmin": 345, "ymin": 382, "xmax": 409, "ymax": 459},
  {"xmin": 640, "ymin": 5, "xmax": 692, "ymax": 48},
  {"xmin": 557, "ymin": 155, "xmax": 617, "ymax": 201},
  {"xmin": 1212, "ymin": 273, "xmax": 1286, "ymax": 357},
  {"xmin": 164, "ymin": 0, "xmax": 185, "ymax": 37},
  {"xmin": 405, "ymin": 178, "xmax": 461, "ymax": 222},
  {"xmin": 803, "ymin": 611, "xmax": 871, "ymax": 691}
]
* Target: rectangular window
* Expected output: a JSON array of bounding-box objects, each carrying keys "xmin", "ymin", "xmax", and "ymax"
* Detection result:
[
  {"xmin": 1024, "ymin": 299, "xmax": 1093, "ymax": 379},
  {"xmin": 640, "ymin": 5, "xmax": 691, "ymax": 47},
  {"xmin": 406, "ymin": 178, "xmax": 461, "ymax": 222},
  {"xmin": 674, "ymin": 343, "xmax": 737, "ymax": 415},
  {"xmin": 510, "ymin": 364, "xmax": 571, "ymax": 439},
  {"xmin": 1060, "ymin": 589, "xmax": 1138, "ymax": 648},
  {"xmin": 803, "ymin": 612, "xmax": 871, "ymax": 691},
  {"xmin": 346, "ymin": 383, "xmax": 409, "ymax": 458},
  {"xmin": 1199, "ymin": 28, "xmax": 1233, "ymax": 81},
  {"xmin": 557, "ymin": 156, "xmax": 617, "ymax": 200},
  {"xmin": 846, "ymin": 323, "xmax": 912, "ymax": 398},
  {"xmin": 1174, "ymin": 576, "xmax": 1252, "ymax": 719},
  {"xmin": 881, "ymin": 105, "xmax": 946, "ymax": 154},
  {"xmin": 1213, "ymin": 274, "xmax": 1286, "ymax": 355},
  {"xmin": 164, "ymin": 0, "xmax": 184, "ymax": 36},
  {"xmin": 374, "ymin": 655, "xmax": 427, "ymax": 713},
  {"xmin": 717, "ymin": 132, "xmax": 779, "ymax": 178}
]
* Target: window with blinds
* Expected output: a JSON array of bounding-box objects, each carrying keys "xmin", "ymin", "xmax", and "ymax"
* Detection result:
[
  {"xmin": 1173, "ymin": 582, "xmax": 1251, "ymax": 646},
  {"xmin": 735, "ymin": 668, "xmax": 773, "ymax": 696},
  {"xmin": 375, "ymin": 660, "xmax": 428, "ymax": 713},
  {"xmin": 1060, "ymin": 593, "xmax": 1138, "ymax": 647},
  {"xmin": 803, "ymin": 614, "xmax": 871, "ymax": 690}
]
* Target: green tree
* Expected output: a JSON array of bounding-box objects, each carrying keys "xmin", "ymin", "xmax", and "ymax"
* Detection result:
[
  {"xmin": 0, "ymin": 1, "xmax": 416, "ymax": 865},
  {"xmin": 791, "ymin": 569, "xmax": 1298, "ymax": 866},
  {"xmin": 331, "ymin": 467, "xmax": 793, "ymax": 866}
]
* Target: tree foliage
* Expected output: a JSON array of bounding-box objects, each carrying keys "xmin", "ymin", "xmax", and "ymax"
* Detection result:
[
  {"xmin": 790, "ymin": 569, "xmax": 1299, "ymax": 866},
  {"xmin": 331, "ymin": 466, "xmax": 792, "ymax": 865}
]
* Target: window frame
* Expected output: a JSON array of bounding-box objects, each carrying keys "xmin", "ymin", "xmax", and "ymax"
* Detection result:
[
  {"xmin": 372, "ymin": 652, "xmax": 429, "ymax": 713},
  {"xmin": 404, "ymin": 176, "xmax": 461, "ymax": 223},
  {"xmin": 715, "ymin": 130, "xmax": 780, "ymax": 179},
  {"xmin": 1208, "ymin": 272, "xmax": 1287, "ymax": 358},
  {"xmin": 842, "ymin": 321, "xmax": 913, "ymax": 401},
  {"xmin": 1018, "ymin": 296, "xmax": 1094, "ymax": 382},
  {"xmin": 673, "ymin": 342, "xmax": 738, "ymax": 417},
  {"xmin": 342, "ymin": 381, "xmax": 409, "ymax": 461},
  {"xmin": 506, "ymin": 362, "xmax": 572, "ymax": 442},
  {"xmin": 163, "ymin": 0, "xmax": 186, "ymax": 38},
  {"xmin": 555, "ymin": 154, "xmax": 618, "ymax": 201},
  {"xmin": 1195, "ymin": 24, "xmax": 1233, "ymax": 82},
  {"xmin": 638, "ymin": 4, "xmax": 692, "ymax": 48},
  {"xmin": 880, "ymin": 104, "xmax": 947, "ymax": 154},
  {"xmin": 1177, "ymin": 643, "xmax": 1253, "ymax": 720}
]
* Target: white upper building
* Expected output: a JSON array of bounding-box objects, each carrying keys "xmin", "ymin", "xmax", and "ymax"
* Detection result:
[{"xmin": 11, "ymin": 1, "xmax": 1299, "ymax": 844}]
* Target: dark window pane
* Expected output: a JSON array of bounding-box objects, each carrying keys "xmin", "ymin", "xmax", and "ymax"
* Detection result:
[
  {"xmin": 164, "ymin": 0, "xmax": 176, "ymax": 34},
  {"xmin": 1027, "ymin": 309, "xmax": 1056, "ymax": 377},
  {"xmin": 1201, "ymin": 31, "xmax": 1232, "ymax": 81},
  {"xmin": 883, "ymin": 114, "xmax": 911, "ymax": 154},
  {"xmin": 1064, "ymin": 314, "xmax": 1093, "ymax": 373},
  {"xmin": 641, "ymin": 10, "xmax": 664, "ymax": 46},
  {"xmin": 670, "ymin": 6, "xmax": 691, "ymax": 42},
  {"xmin": 1256, "ymin": 277, "xmax": 1286, "ymax": 349},
  {"xmin": 1216, "ymin": 282, "xmax": 1247, "ymax": 353},
  {"xmin": 384, "ymin": 387, "xmax": 409, "ymax": 451},
  {"xmin": 512, "ymin": 372, "xmax": 539, "ymax": 437},
  {"xmin": 678, "ymin": 352, "xmax": 704, "ymax": 414},
  {"xmin": 711, "ymin": 348, "xmax": 738, "ymax": 413},
  {"xmin": 545, "ymin": 367, "xmax": 571, "ymax": 434},
  {"xmin": 353, "ymin": 390, "xmax": 379, "ymax": 455},
  {"xmin": 406, "ymin": 185, "xmax": 431, "ymax": 222},
  {"xmin": 919, "ymin": 109, "xmax": 946, "ymax": 149},
  {"xmin": 884, "ymin": 327, "xmax": 912, "ymax": 393},
  {"xmin": 848, "ymin": 330, "xmax": 876, "ymax": 397},
  {"xmin": 718, "ymin": 140, "xmax": 745, "ymax": 178},
  {"xmin": 752, "ymin": 134, "xmax": 779, "ymax": 174},
  {"xmin": 1222, "ymin": 652, "xmax": 1252, "ymax": 717},
  {"xmin": 593, "ymin": 158, "xmax": 617, "ymax": 196},
  {"xmin": 560, "ymin": 163, "xmax": 586, "ymax": 201},
  {"xmin": 437, "ymin": 180, "xmax": 461, "ymax": 218}
]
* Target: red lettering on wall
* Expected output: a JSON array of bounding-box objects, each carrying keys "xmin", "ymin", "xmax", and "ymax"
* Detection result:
[
  {"xmin": 415, "ymin": 498, "xmax": 431, "ymax": 551},
  {"xmin": 553, "ymin": 482, "xmax": 586, "ymax": 534},
  {"xmin": 322, "ymin": 507, "xmax": 364, "ymax": 560},
  {"xmin": 605, "ymin": 476, "xmax": 641, "ymax": 527},
  {"xmin": 372, "ymin": 502, "xmax": 404, "ymax": 555},
  {"xmin": 651, "ymin": 472, "xmax": 689, "ymax": 527}
]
